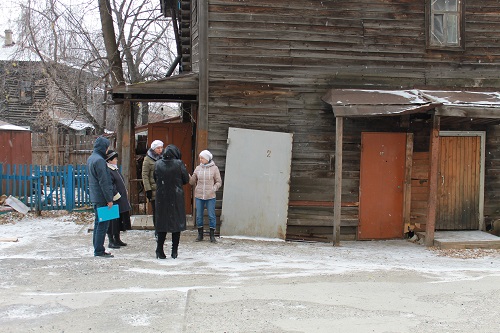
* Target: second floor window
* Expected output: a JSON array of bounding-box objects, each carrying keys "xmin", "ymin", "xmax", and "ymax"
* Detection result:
[
  {"xmin": 20, "ymin": 80, "xmax": 33, "ymax": 104},
  {"xmin": 428, "ymin": 0, "xmax": 464, "ymax": 49}
]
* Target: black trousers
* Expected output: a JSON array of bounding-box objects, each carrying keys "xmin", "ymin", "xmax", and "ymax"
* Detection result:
[
  {"xmin": 107, "ymin": 218, "xmax": 120, "ymax": 237},
  {"xmin": 156, "ymin": 231, "xmax": 180, "ymax": 250}
]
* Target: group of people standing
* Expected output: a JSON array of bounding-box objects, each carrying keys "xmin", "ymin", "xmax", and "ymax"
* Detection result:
[
  {"xmin": 86, "ymin": 136, "xmax": 132, "ymax": 257},
  {"xmin": 87, "ymin": 136, "xmax": 222, "ymax": 259}
]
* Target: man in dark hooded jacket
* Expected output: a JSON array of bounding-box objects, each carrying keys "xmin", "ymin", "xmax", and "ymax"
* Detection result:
[
  {"xmin": 153, "ymin": 144, "xmax": 190, "ymax": 259},
  {"xmin": 87, "ymin": 136, "xmax": 114, "ymax": 257}
]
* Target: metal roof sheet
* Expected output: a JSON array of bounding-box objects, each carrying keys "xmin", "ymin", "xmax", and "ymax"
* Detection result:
[{"xmin": 322, "ymin": 89, "xmax": 500, "ymax": 118}]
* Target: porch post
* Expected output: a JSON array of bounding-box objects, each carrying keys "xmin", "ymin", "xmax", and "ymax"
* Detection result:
[
  {"xmin": 122, "ymin": 100, "xmax": 132, "ymax": 192},
  {"xmin": 333, "ymin": 116, "xmax": 343, "ymax": 246},
  {"xmin": 425, "ymin": 114, "xmax": 440, "ymax": 246}
]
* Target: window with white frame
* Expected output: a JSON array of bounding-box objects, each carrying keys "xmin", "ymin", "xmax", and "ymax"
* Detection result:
[{"xmin": 428, "ymin": 0, "xmax": 464, "ymax": 49}]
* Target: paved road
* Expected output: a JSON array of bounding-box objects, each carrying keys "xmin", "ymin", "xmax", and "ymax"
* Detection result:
[{"xmin": 0, "ymin": 217, "xmax": 499, "ymax": 332}]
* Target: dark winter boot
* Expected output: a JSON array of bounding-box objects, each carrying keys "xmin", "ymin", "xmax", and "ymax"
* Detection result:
[
  {"xmin": 108, "ymin": 234, "xmax": 120, "ymax": 249},
  {"xmin": 171, "ymin": 232, "xmax": 180, "ymax": 259},
  {"xmin": 156, "ymin": 232, "xmax": 166, "ymax": 259},
  {"xmin": 115, "ymin": 233, "xmax": 127, "ymax": 246},
  {"xmin": 196, "ymin": 227, "xmax": 204, "ymax": 242},
  {"xmin": 209, "ymin": 228, "xmax": 216, "ymax": 243}
]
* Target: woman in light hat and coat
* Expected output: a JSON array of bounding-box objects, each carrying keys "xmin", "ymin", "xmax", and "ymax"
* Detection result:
[
  {"xmin": 142, "ymin": 139, "xmax": 163, "ymax": 233},
  {"xmin": 189, "ymin": 149, "xmax": 222, "ymax": 242},
  {"xmin": 154, "ymin": 144, "xmax": 190, "ymax": 259}
]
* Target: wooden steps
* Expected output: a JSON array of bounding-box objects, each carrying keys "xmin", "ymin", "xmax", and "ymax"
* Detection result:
[{"xmin": 417, "ymin": 231, "xmax": 500, "ymax": 249}]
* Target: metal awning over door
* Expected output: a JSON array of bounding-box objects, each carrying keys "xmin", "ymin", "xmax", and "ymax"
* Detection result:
[{"xmin": 322, "ymin": 89, "xmax": 500, "ymax": 123}]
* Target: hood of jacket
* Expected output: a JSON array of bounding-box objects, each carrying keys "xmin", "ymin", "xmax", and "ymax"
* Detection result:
[
  {"xmin": 93, "ymin": 136, "xmax": 110, "ymax": 158},
  {"xmin": 162, "ymin": 144, "xmax": 181, "ymax": 160},
  {"xmin": 147, "ymin": 147, "xmax": 162, "ymax": 161},
  {"xmin": 200, "ymin": 160, "xmax": 215, "ymax": 168}
]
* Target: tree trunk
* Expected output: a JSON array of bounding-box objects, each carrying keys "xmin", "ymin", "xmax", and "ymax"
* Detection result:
[{"xmin": 98, "ymin": 0, "xmax": 131, "ymax": 189}]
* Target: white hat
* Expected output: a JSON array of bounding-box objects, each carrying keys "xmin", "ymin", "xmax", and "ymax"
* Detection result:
[
  {"xmin": 151, "ymin": 140, "xmax": 164, "ymax": 150},
  {"xmin": 199, "ymin": 150, "xmax": 212, "ymax": 161}
]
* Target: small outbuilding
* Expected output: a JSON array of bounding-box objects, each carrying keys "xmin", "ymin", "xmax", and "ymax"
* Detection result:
[{"xmin": 0, "ymin": 120, "xmax": 32, "ymax": 165}]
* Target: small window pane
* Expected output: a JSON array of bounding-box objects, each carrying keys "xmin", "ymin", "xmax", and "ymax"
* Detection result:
[
  {"xmin": 446, "ymin": 0, "xmax": 457, "ymax": 11},
  {"xmin": 433, "ymin": 0, "xmax": 458, "ymax": 11},
  {"xmin": 446, "ymin": 14, "xmax": 458, "ymax": 44},
  {"xmin": 432, "ymin": 0, "xmax": 446, "ymax": 11},
  {"xmin": 433, "ymin": 14, "xmax": 445, "ymax": 45}
]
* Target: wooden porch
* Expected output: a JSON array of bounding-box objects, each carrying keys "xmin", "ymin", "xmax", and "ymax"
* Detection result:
[{"xmin": 417, "ymin": 231, "xmax": 500, "ymax": 249}]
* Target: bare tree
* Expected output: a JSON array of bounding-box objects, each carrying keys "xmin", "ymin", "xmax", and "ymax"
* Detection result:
[
  {"xmin": 110, "ymin": 0, "xmax": 176, "ymax": 125},
  {"xmin": 16, "ymin": 0, "xmax": 175, "ymax": 133},
  {"xmin": 17, "ymin": 0, "xmax": 108, "ymax": 134}
]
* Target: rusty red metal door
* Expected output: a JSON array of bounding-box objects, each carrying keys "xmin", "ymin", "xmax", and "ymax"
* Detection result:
[
  {"xmin": 148, "ymin": 122, "xmax": 193, "ymax": 214},
  {"xmin": 358, "ymin": 132, "xmax": 407, "ymax": 239}
]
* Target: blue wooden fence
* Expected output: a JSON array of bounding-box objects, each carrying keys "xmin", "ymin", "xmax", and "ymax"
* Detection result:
[{"xmin": 0, "ymin": 164, "xmax": 91, "ymax": 212}]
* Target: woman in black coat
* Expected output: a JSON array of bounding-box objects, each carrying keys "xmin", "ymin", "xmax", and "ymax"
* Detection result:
[
  {"xmin": 154, "ymin": 144, "xmax": 190, "ymax": 259},
  {"xmin": 105, "ymin": 150, "xmax": 132, "ymax": 249}
]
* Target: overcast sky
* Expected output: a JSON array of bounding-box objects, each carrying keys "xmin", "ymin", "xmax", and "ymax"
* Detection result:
[{"xmin": 1, "ymin": 0, "xmax": 20, "ymax": 34}]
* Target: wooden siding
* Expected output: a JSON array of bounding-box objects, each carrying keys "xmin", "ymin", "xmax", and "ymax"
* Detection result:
[
  {"xmin": 483, "ymin": 126, "xmax": 500, "ymax": 231},
  {"xmin": 191, "ymin": 0, "xmax": 200, "ymax": 72},
  {"xmin": 0, "ymin": 61, "xmax": 47, "ymax": 127},
  {"xmin": 0, "ymin": 129, "xmax": 32, "ymax": 165},
  {"xmin": 410, "ymin": 152, "xmax": 429, "ymax": 232},
  {"xmin": 200, "ymin": 0, "xmax": 500, "ymax": 241},
  {"xmin": 31, "ymin": 133, "xmax": 95, "ymax": 166},
  {"xmin": 207, "ymin": 0, "xmax": 500, "ymax": 88}
]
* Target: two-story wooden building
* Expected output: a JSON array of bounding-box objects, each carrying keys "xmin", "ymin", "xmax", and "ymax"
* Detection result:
[{"xmin": 112, "ymin": 0, "xmax": 500, "ymax": 244}]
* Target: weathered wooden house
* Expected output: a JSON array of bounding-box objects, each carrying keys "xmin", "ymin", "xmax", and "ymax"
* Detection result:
[
  {"xmin": 111, "ymin": 0, "xmax": 500, "ymax": 244},
  {"xmin": 0, "ymin": 29, "xmax": 107, "ymax": 165}
]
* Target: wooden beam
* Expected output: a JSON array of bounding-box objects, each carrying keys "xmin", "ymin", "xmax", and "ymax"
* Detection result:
[
  {"xmin": 403, "ymin": 133, "xmax": 414, "ymax": 230},
  {"xmin": 333, "ymin": 116, "xmax": 343, "ymax": 246},
  {"xmin": 122, "ymin": 101, "xmax": 132, "ymax": 193},
  {"xmin": 128, "ymin": 103, "xmax": 137, "ymax": 202},
  {"xmin": 425, "ymin": 114, "xmax": 440, "ymax": 246},
  {"xmin": 197, "ymin": 0, "xmax": 209, "ymax": 151},
  {"xmin": 0, "ymin": 238, "xmax": 18, "ymax": 242},
  {"xmin": 289, "ymin": 201, "xmax": 358, "ymax": 207},
  {"xmin": 436, "ymin": 105, "xmax": 500, "ymax": 118}
]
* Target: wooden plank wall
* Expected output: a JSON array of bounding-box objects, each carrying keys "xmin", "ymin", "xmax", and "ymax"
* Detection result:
[
  {"xmin": 0, "ymin": 130, "xmax": 32, "ymax": 165},
  {"xmin": 0, "ymin": 61, "xmax": 47, "ymax": 127},
  {"xmin": 410, "ymin": 152, "xmax": 429, "ymax": 232},
  {"xmin": 32, "ymin": 133, "xmax": 95, "ymax": 166},
  {"xmin": 482, "ymin": 126, "xmax": 500, "ymax": 231},
  {"xmin": 201, "ymin": 0, "xmax": 500, "ymax": 241}
]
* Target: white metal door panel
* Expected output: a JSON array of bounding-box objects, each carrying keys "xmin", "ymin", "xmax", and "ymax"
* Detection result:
[{"xmin": 220, "ymin": 127, "xmax": 293, "ymax": 239}]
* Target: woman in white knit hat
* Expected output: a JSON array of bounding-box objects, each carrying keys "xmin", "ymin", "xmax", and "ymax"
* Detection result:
[
  {"xmin": 142, "ymin": 139, "xmax": 164, "ymax": 235},
  {"xmin": 189, "ymin": 149, "xmax": 222, "ymax": 242}
]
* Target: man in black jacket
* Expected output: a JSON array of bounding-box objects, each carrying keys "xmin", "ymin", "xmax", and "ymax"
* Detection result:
[{"xmin": 87, "ymin": 136, "xmax": 114, "ymax": 257}]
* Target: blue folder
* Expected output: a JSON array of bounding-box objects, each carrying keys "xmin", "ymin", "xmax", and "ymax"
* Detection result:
[{"xmin": 97, "ymin": 204, "xmax": 119, "ymax": 222}]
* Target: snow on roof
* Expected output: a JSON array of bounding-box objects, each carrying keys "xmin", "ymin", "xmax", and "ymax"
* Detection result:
[
  {"xmin": 324, "ymin": 89, "xmax": 500, "ymax": 107},
  {"xmin": 420, "ymin": 90, "xmax": 500, "ymax": 106},
  {"xmin": 0, "ymin": 120, "xmax": 30, "ymax": 131},
  {"xmin": 57, "ymin": 118, "xmax": 94, "ymax": 131}
]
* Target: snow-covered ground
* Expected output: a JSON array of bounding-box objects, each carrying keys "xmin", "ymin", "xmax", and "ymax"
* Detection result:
[{"xmin": 0, "ymin": 212, "xmax": 499, "ymax": 332}]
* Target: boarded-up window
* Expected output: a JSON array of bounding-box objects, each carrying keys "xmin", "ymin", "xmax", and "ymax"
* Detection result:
[
  {"xmin": 427, "ymin": 0, "xmax": 465, "ymax": 49},
  {"xmin": 20, "ymin": 80, "xmax": 33, "ymax": 104}
]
